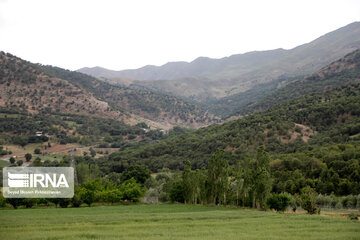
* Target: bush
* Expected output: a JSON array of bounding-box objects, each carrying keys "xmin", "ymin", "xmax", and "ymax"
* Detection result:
[
  {"xmin": 59, "ymin": 198, "xmax": 71, "ymax": 208},
  {"xmin": 102, "ymin": 189, "xmax": 123, "ymax": 203},
  {"xmin": 120, "ymin": 165, "xmax": 151, "ymax": 184},
  {"xmin": 348, "ymin": 213, "xmax": 358, "ymax": 220},
  {"xmin": 23, "ymin": 199, "xmax": 35, "ymax": 208},
  {"xmin": 71, "ymin": 190, "xmax": 83, "ymax": 207},
  {"xmin": 267, "ymin": 193, "xmax": 291, "ymax": 212},
  {"xmin": 0, "ymin": 194, "xmax": 6, "ymax": 207},
  {"xmin": 6, "ymin": 198, "xmax": 23, "ymax": 209},
  {"xmin": 119, "ymin": 178, "xmax": 145, "ymax": 202},
  {"xmin": 300, "ymin": 186, "xmax": 317, "ymax": 214},
  {"xmin": 169, "ymin": 179, "xmax": 184, "ymax": 203},
  {"xmin": 34, "ymin": 148, "xmax": 41, "ymax": 154},
  {"xmin": 79, "ymin": 188, "xmax": 96, "ymax": 207},
  {"xmin": 25, "ymin": 153, "xmax": 32, "ymax": 162}
]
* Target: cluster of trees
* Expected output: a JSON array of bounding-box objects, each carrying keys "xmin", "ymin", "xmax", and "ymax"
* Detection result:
[
  {"xmin": 0, "ymin": 177, "xmax": 145, "ymax": 209},
  {"xmin": 0, "ymin": 110, "xmax": 170, "ymax": 148},
  {"xmin": 165, "ymin": 148, "xmax": 273, "ymax": 210}
]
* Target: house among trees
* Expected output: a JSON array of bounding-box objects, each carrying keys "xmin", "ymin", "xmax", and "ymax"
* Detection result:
[{"xmin": 35, "ymin": 131, "xmax": 43, "ymax": 137}]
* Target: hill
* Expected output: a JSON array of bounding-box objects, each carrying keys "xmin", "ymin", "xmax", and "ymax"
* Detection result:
[
  {"xmin": 234, "ymin": 49, "xmax": 360, "ymax": 116},
  {"xmin": 94, "ymin": 76, "xmax": 360, "ymax": 196},
  {"xmin": 0, "ymin": 52, "xmax": 217, "ymax": 129},
  {"xmin": 107, "ymin": 80, "xmax": 360, "ymax": 169},
  {"xmin": 79, "ymin": 22, "xmax": 360, "ymax": 105}
]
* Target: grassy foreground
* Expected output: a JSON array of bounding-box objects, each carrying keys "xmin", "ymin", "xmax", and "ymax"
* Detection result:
[{"xmin": 0, "ymin": 204, "xmax": 359, "ymax": 240}]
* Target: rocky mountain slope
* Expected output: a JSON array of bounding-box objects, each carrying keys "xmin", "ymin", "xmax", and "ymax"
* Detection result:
[
  {"xmin": 79, "ymin": 22, "xmax": 360, "ymax": 104},
  {"xmin": 0, "ymin": 52, "xmax": 217, "ymax": 129}
]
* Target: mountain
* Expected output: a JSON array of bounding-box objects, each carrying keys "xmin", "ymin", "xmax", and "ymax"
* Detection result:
[
  {"xmin": 99, "ymin": 50, "xmax": 360, "ymax": 175},
  {"xmin": 0, "ymin": 52, "xmax": 217, "ymax": 129},
  {"xmin": 107, "ymin": 74, "xmax": 360, "ymax": 173},
  {"xmin": 234, "ymin": 48, "xmax": 360, "ymax": 116},
  {"xmin": 78, "ymin": 22, "xmax": 360, "ymax": 106},
  {"xmin": 78, "ymin": 49, "xmax": 287, "ymax": 81}
]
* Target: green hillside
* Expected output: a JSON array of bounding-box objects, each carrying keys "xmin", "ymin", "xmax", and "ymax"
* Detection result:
[
  {"xmin": 236, "ymin": 49, "xmax": 360, "ymax": 116},
  {"xmin": 101, "ymin": 81, "xmax": 360, "ymax": 195}
]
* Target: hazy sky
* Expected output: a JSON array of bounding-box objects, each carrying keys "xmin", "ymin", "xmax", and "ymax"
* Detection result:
[{"xmin": 0, "ymin": 0, "xmax": 359, "ymax": 71}]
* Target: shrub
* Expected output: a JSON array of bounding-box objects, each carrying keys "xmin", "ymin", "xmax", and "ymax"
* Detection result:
[
  {"xmin": 59, "ymin": 198, "xmax": 71, "ymax": 208},
  {"xmin": 71, "ymin": 190, "xmax": 83, "ymax": 207},
  {"xmin": 0, "ymin": 194, "xmax": 6, "ymax": 207},
  {"xmin": 267, "ymin": 193, "xmax": 291, "ymax": 212},
  {"xmin": 79, "ymin": 188, "xmax": 96, "ymax": 207},
  {"xmin": 348, "ymin": 213, "xmax": 358, "ymax": 220},
  {"xmin": 300, "ymin": 186, "xmax": 317, "ymax": 214},
  {"xmin": 23, "ymin": 199, "xmax": 35, "ymax": 208},
  {"xmin": 169, "ymin": 179, "xmax": 185, "ymax": 203},
  {"xmin": 119, "ymin": 178, "xmax": 145, "ymax": 202},
  {"xmin": 6, "ymin": 198, "xmax": 23, "ymax": 209},
  {"xmin": 25, "ymin": 153, "xmax": 32, "ymax": 162},
  {"xmin": 34, "ymin": 148, "xmax": 41, "ymax": 154}
]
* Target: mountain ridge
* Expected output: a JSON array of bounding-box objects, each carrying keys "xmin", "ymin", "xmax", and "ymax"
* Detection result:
[{"xmin": 78, "ymin": 22, "xmax": 360, "ymax": 104}]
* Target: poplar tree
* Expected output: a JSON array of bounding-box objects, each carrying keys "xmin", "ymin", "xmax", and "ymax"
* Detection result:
[
  {"xmin": 207, "ymin": 149, "xmax": 229, "ymax": 205},
  {"xmin": 253, "ymin": 146, "xmax": 272, "ymax": 210}
]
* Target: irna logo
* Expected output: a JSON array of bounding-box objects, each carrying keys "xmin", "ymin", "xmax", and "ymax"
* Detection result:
[
  {"xmin": 3, "ymin": 167, "xmax": 74, "ymax": 198},
  {"xmin": 7, "ymin": 172, "xmax": 69, "ymax": 188}
]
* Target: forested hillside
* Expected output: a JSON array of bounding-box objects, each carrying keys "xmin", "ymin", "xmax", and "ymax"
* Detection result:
[
  {"xmin": 0, "ymin": 52, "xmax": 217, "ymax": 129},
  {"xmin": 236, "ymin": 49, "xmax": 360, "ymax": 116},
  {"xmin": 100, "ymin": 82, "xmax": 360, "ymax": 195}
]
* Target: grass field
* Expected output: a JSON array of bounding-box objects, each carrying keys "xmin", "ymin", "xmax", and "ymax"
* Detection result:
[
  {"xmin": 0, "ymin": 160, "xmax": 10, "ymax": 167},
  {"xmin": 0, "ymin": 204, "xmax": 359, "ymax": 240}
]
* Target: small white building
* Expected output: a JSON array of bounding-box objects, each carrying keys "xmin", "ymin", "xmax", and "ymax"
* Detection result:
[{"xmin": 36, "ymin": 131, "xmax": 43, "ymax": 137}]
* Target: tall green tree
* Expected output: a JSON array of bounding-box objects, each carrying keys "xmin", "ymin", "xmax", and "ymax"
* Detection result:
[
  {"xmin": 183, "ymin": 160, "xmax": 193, "ymax": 204},
  {"xmin": 207, "ymin": 149, "xmax": 229, "ymax": 205},
  {"xmin": 253, "ymin": 146, "xmax": 272, "ymax": 210}
]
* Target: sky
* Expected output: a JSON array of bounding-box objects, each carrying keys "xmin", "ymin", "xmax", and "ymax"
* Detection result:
[{"xmin": 0, "ymin": 0, "xmax": 359, "ymax": 71}]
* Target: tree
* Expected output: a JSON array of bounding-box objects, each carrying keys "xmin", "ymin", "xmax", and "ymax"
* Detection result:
[
  {"xmin": 121, "ymin": 165, "xmax": 151, "ymax": 185},
  {"xmin": 207, "ymin": 149, "xmax": 229, "ymax": 205},
  {"xmin": 300, "ymin": 186, "xmax": 317, "ymax": 214},
  {"xmin": 17, "ymin": 160, "xmax": 23, "ymax": 166},
  {"xmin": 71, "ymin": 188, "xmax": 83, "ymax": 207},
  {"xmin": 169, "ymin": 179, "xmax": 185, "ymax": 203},
  {"xmin": 13, "ymin": 136, "xmax": 28, "ymax": 147},
  {"xmin": 182, "ymin": 160, "xmax": 194, "ymax": 204},
  {"xmin": 234, "ymin": 161, "xmax": 243, "ymax": 206},
  {"xmin": 119, "ymin": 178, "xmax": 145, "ymax": 202},
  {"xmin": 34, "ymin": 148, "xmax": 41, "ymax": 154},
  {"xmin": 89, "ymin": 147, "xmax": 96, "ymax": 158},
  {"xmin": 241, "ymin": 157, "xmax": 252, "ymax": 207},
  {"xmin": 253, "ymin": 146, "xmax": 272, "ymax": 210},
  {"xmin": 9, "ymin": 157, "xmax": 15, "ymax": 164},
  {"xmin": 25, "ymin": 153, "xmax": 32, "ymax": 162},
  {"xmin": 79, "ymin": 178, "xmax": 102, "ymax": 206}
]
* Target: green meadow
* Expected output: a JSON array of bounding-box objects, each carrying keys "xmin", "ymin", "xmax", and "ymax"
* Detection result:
[{"xmin": 0, "ymin": 204, "xmax": 359, "ymax": 240}]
